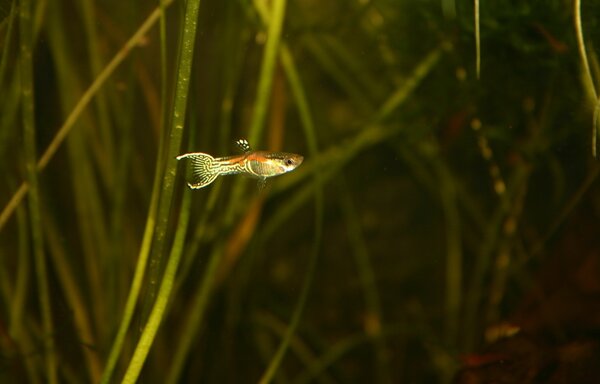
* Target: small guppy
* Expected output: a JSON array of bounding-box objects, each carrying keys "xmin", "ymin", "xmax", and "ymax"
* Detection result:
[{"xmin": 177, "ymin": 139, "xmax": 303, "ymax": 189}]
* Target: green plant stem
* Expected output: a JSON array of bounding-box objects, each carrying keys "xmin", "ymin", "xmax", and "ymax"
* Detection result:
[
  {"xmin": 293, "ymin": 326, "xmax": 405, "ymax": 384},
  {"xmin": 140, "ymin": 0, "xmax": 202, "ymax": 342},
  {"xmin": 165, "ymin": 176, "xmax": 224, "ymax": 384},
  {"xmin": 255, "ymin": 6, "xmax": 323, "ymax": 382},
  {"xmin": 19, "ymin": 0, "xmax": 57, "ymax": 382},
  {"xmin": 253, "ymin": 312, "xmax": 336, "ymax": 384},
  {"xmin": 77, "ymin": 0, "xmax": 115, "ymax": 183},
  {"xmin": 0, "ymin": 0, "xmax": 177, "ymax": 233},
  {"xmin": 121, "ymin": 178, "xmax": 193, "ymax": 384},
  {"xmin": 574, "ymin": 0, "xmax": 600, "ymax": 157},
  {"xmin": 165, "ymin": 237, "xmax": 224, "ymax": 384},
  {"xmin": 0, "ymin": 1, "xmax": 16, "ymax": 92},
  {"xmin": 432, "ymin": 157, "xmax": 462, "ymax": 346},
  {"xmin": 44, "ymin": 207, "xmax": 102, "ymax": 382},
  {"xmin": 247, "ymin": 0, "xmax": 287, "ymax": 146},
  {"xmin": 98, "ymin": 1, "xmax": 178, "ymax": 383},
  {"xmin": 474, "ymin": 0, "xmax": 480, "ymax": 78},
  {"xmin": 120, "ymin": 0, "xmax": 202, "ymax": 380},
  {"xmin": 338, "ymin": 182, "xmax": 391, "ymax": 384},
  {"xmin": 463, "ymin": 166, "xmax": 530, "ymax": 350}
]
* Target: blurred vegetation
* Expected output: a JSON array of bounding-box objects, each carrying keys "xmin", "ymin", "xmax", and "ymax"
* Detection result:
[{"xmin": 1, "ymin": 0, "xmax": 600, "ymax": 383}]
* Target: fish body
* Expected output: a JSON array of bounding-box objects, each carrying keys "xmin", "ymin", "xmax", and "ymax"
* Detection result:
[{"xmin": 177, "ymin": 139, "xmax": 303, "ymax": 189}]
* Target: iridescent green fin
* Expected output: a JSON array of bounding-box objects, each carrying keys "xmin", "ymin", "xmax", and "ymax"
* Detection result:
[{"xmin": 176, "ymin": 152, "xmax": 219, "ymax": 189}]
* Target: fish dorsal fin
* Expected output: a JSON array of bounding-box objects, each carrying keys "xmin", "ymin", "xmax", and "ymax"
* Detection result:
[{"xmin": 235, "ymin": 139, "xmax": 252, "ymax": 153}]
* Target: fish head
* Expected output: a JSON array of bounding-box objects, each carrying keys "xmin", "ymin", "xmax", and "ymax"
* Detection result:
[
  {"xmin": 255, "ymin": 152, "xmax": 304, "ymax": 176},
  {"xmin": 247, "ymin": 152, "xmax": 304, "ymax": 177},
  {"xmin": 280, "ymin": 153, "xmax": 304, "ymax": 172}
]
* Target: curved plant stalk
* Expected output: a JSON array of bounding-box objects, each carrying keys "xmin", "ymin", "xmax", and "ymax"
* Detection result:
[
  {"xmin": 293, "ymin": 326, "xmax": 405, "ymax": 384},
  {"xmin": 257, "ymin": 45, "xmax": 324, "ymax": 384},
  {"xmin": 138, "ymin": 0, "xmax": 202, "ymax": 345},
  {"xmin": 0, "ymin": 0, "xmax": 177, "ymax": 232},
  {"xmin": 252, "ymin": 311, "xmax": 337, "ymax": 384},
  {"xmin": 247, "ymin": 0, "xmax": 288, "ymax": 146},
  {"xmin": 44, "ymin": 208, "xmax": 102, "ymax": 382},
  {"xmin": 97, "ymin": 1, "xmax": 180, "ymax": 382},
  {"xmin": 257, "ymin": 42, "xmax": 443, "ymax": 382},
  {"xmin": 121, "ymin": 176, "xmax": 193, "ymax": 384},
  {"xmin": 474, "ymin": 0, "xmax": 480, "ymax": 78},
  {"xmin": 220, "ymin": 0, "xmax": 290, "ymax": 230},
  {"xmin": 165, "ymin": 181, "xmax": 223, "ymax": 384},
  {"xmin": 338, "ymin": 181, "xmax": 391, "ymax": 384},
  {"xmin": 20, "ymin": 0, "xmax": 57, "ymax": 382},
  {"xmin": 77, "ymin": 0, "xmax": 115, "ymax": 182},
  {"xmin": 574, "ymin": 0, "xmax": 600, "ymax": 157},
  {"xmin": 119, "ymin": 0, "xmax": 203, "ymax": 381},
  {"xmin": 0, "ymin": 1, "xmax": 16, "ymax": 92}
]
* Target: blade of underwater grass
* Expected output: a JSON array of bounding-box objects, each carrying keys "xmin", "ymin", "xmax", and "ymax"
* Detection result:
[
  {"xmin": 338, "ymin": 179, "xmax": 391, "ymax": 384},
  {"xmin": 258, "ymin": 41, "xmax": 324, "ymax": 384},
  {"xmin": 253, "ymin": 312, "xmax": 337, "ymax": 384},
  {"xmin": 292, "ymin": 325, "xmax": 407, "ymax": 384},
  {"xmin": 574, "ymin": 0, "xmax": 600, "ymax": 157},
  {"xmin": 321, "ymin": 35, "xmax": 386, "ymax": 102},
  {"xmin": 165, "ymin": 180, "xmax": 223, "ymax": 384},
  {"xmin": 425, "ymin": 148, "xmax": 463, "ymax": 347},
  {"xmin": 169, "ymin": 0, "xmax": 244, "ymax": 290},
  {"xmin": 302, "ymin": 35, "xmax": 375, "ymax": 115},
  {"xmin": 99, "ymin": 0, "xmax": 176, "ymax": 381},
  {"xmin": 120, "ymin": 165, "xmax": 193, "ymax": 384},
  {"xmin": 0, "ymin": 0, "xmax": 177, "ymax": 233},
  {"xmin": 264, "ymin": 43, "xmax": 445, "ymax": 234},
  {"xmin": 43, "ymin": 207, "xmax": 102, "ymax": 381},
  {"xmin": 247, "ymin": 2, "xmax": 327, "ymax": 382},
  {"xmin": 0, "ymin": 3, "xmax": 19, "ymax": 168},
  {"xmin": 76, "ymin": 0, "xmax": 115, "ymax": 184},
  {"xmin": 246, "ymin": 0, "xmax": 287, "ymax": 147},
  {"xmin": 463, "ymin": 165, "xmax": 531, "ymax": 350},
  {"xmin": 46, "ymin": 4, "xmax": 116, "ymax": 380},
  {"xmin": 221, "ymin": 0, "xmax": 289, "ymax": 234},
  {"xmin": 0, "ymin": 0, "xmax": 15, "ymax": 91},
  {"xmin": 5, "ymin": 194, "xmax": 38, "ymax": 383},
  {"xmin": 474, "ymin": 0, "xmax": 480, "ymax": 79},
  {"xmin": 139, "ymin": 0, "xmax": 203, "ymax": 329},
  {"xmin": 19, "ymin": 0, "xmax": 57, "ymax": 381},
  {"xmin": 257, "ymin": 41, "xmax": 443, "ymax": 380},
  {"xmin": 121, "ymin": 0, "xmax": 202, "ymax": 381}
]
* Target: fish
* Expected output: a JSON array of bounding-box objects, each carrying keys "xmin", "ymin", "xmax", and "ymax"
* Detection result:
[{"xmin": 177, "ymin": 139, "xmax": 304, "ymax": 189}]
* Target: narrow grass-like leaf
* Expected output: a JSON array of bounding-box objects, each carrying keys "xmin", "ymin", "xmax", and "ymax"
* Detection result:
[
  {"xmin": 247, "ymin": 0, "xmax": 288, "ymax": 146},
  {"xmin": 474, "ymin": 0, "xmax": 480, "ymax": 78},
  {"xmin": 121, "ymin": 172, "xmax": 193, "ymax": 384},
  {"xmin": 257, "ymin": 41, "xmax": 324, "ymax": 384},
  {"xmin": 574, "ymin": 0, "xmax": 599, "ymax": 157},
  {"xmin": 19, "ymin": 0, "xmax": 57, "ymax": 382},
  {"xmin": 338, "ymin": 181, "xmax": 391, "ymax": 384},
  {"xmin": 139, "ymin": 0, "xmax": 202, "ymax": 343},
  {"xmin": 99, "ymin": 0, "xmax": 176, "ymax": 381},
  {"xmin": 0, "ymin": 0, "xmax": 178, "ymax": 232},
  {"xmin": 165, "ymin": 182, "xmax": 224, "ymax": 384}
]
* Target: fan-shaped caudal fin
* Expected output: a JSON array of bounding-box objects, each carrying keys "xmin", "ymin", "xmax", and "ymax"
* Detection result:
[{"xmin": 176, "ymin": 152, "xmax": 220, "ymax": 189}]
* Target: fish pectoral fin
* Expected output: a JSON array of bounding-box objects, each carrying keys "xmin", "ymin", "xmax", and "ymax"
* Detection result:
[{"xmin": 257, "ymin": 178, "xmax": 267, "ymax": 191}]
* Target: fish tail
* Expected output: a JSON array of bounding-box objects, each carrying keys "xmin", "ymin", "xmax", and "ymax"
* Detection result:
[{"xmin": 176, "ymin": 152, "xmax": 220, "ymax": 189}]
